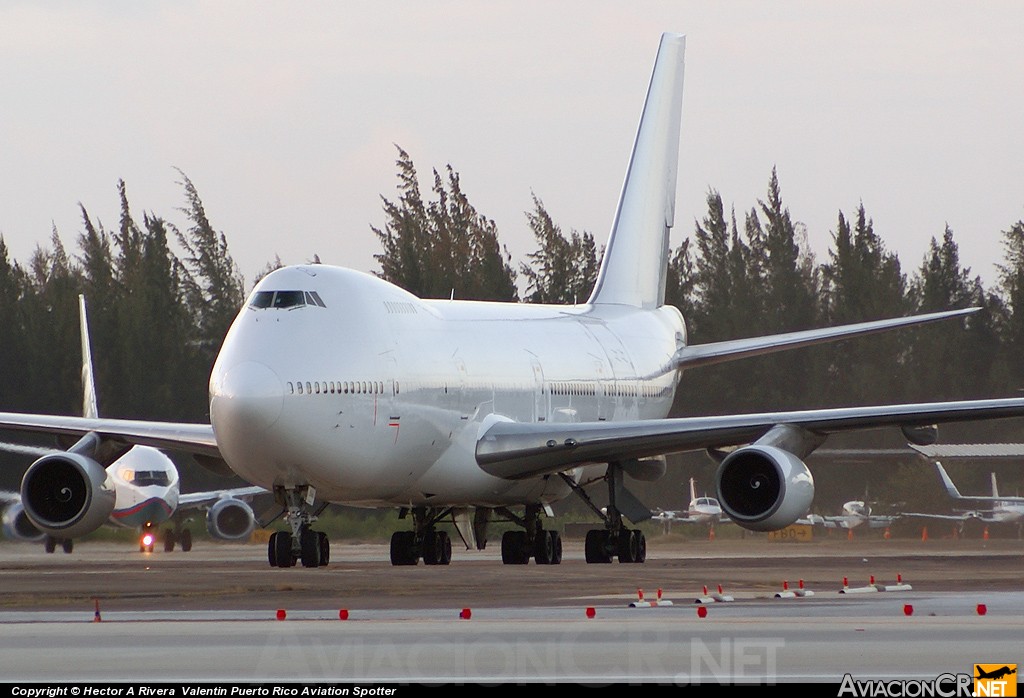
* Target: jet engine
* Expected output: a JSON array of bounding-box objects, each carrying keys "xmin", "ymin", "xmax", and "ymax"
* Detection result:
[
  {"xmin": 20, "ymin": 452, "xmax": 116, "ymax": 539},
  {"xmin": 1, "ymin": 502, "xmax": 46, "ymax": 542},
  {"xmin": 714, "ymin": 445, "xmax": 814, "ymax": 531},
  {"xmin": 206, "ymin": 497, "xmax": 257, "ymax": 541}
]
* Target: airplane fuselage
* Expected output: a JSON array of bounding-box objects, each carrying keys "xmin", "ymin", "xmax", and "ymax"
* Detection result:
[{"xmin": 209, "ymin": 266, "xmax": 685, "ymax": 507}]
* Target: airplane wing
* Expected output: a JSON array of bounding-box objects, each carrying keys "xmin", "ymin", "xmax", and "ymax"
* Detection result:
[
  {"xmin": 177, "ymin": 485, "xmax": 269, "ymax": 509},
  {"xmin": 476, "ymin": 397, "xmax": 1024, "ymax": 480},
  {"xmin": 0, "ymin": 414, "xmax": 220, "ymax": 458},
  {"xmin": 899, "ymin": 511, "xmax": 975, "ymax": 522},
  {"xmin": 674, "ymin": 308, "xmax": 978, "ymax": 369},
  {"xmin": 0, "ymin": 490, "xmax": 19, "ymax": 505}
]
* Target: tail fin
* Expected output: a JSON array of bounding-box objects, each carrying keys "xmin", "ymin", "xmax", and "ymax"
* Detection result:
[
  {"xmin": 934, "ymin": 462, "xmax": 964, "ymax": 500},
  {"xmin": 79, "ymin": 294, "xmax": 99, "ymax": 420},
  {"xmin": 990, "ymin": 472, "xmax": 999, "ymax": 498},
  {"xmin": 689, "ymin": 477, "xmax": 697, "ymax": 504},
  {"xmin": 588, "ymin": 32, "xmax": 685, "ymax": 309}
]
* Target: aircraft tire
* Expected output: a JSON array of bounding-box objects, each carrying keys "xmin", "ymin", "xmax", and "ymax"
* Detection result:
[
  {"xmin": 268, "ymin": 531, "xmax": 279, "ymax": 567},
  {"xmin": 164, "ymin": 529, "xmax": 176, "ymax": 552},
  {"xmin": 501, "ymin": 530, "xmax": 529, "ymax": 565},
  {"xmin": 534, "ymin": 529, "xmax": 555, "ymax": 565},
  {"xmin": 44, "ymin": 537, "xmax": 56, "ymax": 554},
  {"xmin": 317, "ymin": 531, "xmax": 330, "ymax": 566},
  {"xmin": 62, "ymin": 538, "xmax": 74, "ymax": 554},
  {"xmin": 390, "ymin": 530, "xmax": 417, "ymax": 566},
  {"xmin": 548, "ymin": 530, "xmax": 563, "ymax": 564},
  {"xmin": 180, "ymin": 529, "xmax": 192, "ymax": 552},
  {"xmin": 299, "ymin": 527, "xmax": 320, "ymax": 568},
  {"xmin": 274, "ymin": 531, "xmax": 293, "ymax": 568},
  {"xmin": 585, "ymin": 529, "xmax": 612, "ymax": 564}
]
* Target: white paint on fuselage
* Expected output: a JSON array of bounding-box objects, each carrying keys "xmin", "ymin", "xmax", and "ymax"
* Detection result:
[{"xmin": 209, "ymin": 265, "xmax": 685, "ymax": 507}]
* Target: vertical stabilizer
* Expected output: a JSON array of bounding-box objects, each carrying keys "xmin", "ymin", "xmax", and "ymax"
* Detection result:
[
  {"xmin": 588, "ymin": 32, "xmax": 685, "ymax": 309},
  {"xmin": 689, "ymin": 477, "xmax": 697, "ymax": 504},
  {"xmin": 934, "ymin": 462, "xmax": 964, "ymax": 500},
  {"xmin": 79, "ymin": 294, "xmax": 99, "ymax": 420},
  {"xmin": 990, "ymin": 472, "xmax": 999, "ymax": 498}
]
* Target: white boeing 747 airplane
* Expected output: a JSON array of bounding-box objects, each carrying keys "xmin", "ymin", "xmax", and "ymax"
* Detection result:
[
  {"xmin": 0, "ymin": 295, "xmax": 266, "ymax": 553},
  {"xmin": 3, "ymin": 33, "xmax": 1024, "ymax": 569}
]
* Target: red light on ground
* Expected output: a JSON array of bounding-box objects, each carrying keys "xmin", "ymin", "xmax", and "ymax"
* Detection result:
[
  {"xmin": 903, "ymin": 605, "xmax": 913, "ymax": 616},
  {"xmin": 697, "ymin": 606, "xmax": 707, "ymax": 618},
  {"xmin": 977, "ymin": 604, "xmax": 987, "ymax": 616},
  {"xmin": 276, "ymin": 609, "xmax": 286, "ymax": 620},
  {"xmin": 459, "ymin": 608, "xmax": 472, "ymax": 619},
  {"xmin": 586, "ymin": 607, "xmax": 596, "ymax": 618},
  {"xmin": 339, "ymin": 609, "xmax": 349, "ymax": 620}
]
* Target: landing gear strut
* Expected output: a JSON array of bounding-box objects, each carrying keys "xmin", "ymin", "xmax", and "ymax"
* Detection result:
[
  {"xmin": 267, "ymin": 486, "xmax": 329, "ymax": 568},
  {"xmin": 560, "ymin": 463, "xmax": 647, "ymax": 564},
  {"xmin": 389, "ymin": 507, "xmax": 453, "ymax": 566}
]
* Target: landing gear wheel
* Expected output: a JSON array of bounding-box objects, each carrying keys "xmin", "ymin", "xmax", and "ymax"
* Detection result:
[
  {"xmin": 268, "ymin": 531, "xmax": 279, "ymax": 567},
  {"xmin": 585, "ymin": 529, "xmax": 612, "ymax": 563},
  {"xmin": 423, "ymin": 530, "xmax": 452, "ymax": 565},
  {"xmin": 274, "ymin": 531, "xmax": 294, "ymax": 568},
  {"xmin": 534, "ymin": 529, "xmax": 555, "ymax": 564},
  {"xmin": 299, "ymin": 527, "xmax": 321, "ymax": 568},
  {"xmin": 180, "ymin": 529, "xmax": 192, "ymax": 552},
  {"xmin": 164, "ymin": 529, "xmax": 176, "ymax": 552},
  {"xmin": 390, "ymin": 530, "xmax": 418, "ymax": 566},
  {"xmin": 548, "ymin": 530, "xmax": 563, "ymax": 564},
  {"xmin": 633, "ymin": 529, "xmax": 646, "ymax": 563},
  {"xmin": 62, "ymin": 538, "xmax": 74, "ymax": 554},
  {"xmin": 317, "ymin": 531, "xmax": 330, "ymax": 566},
  {"xmin": 618, "ymin": 528, "xmax": 639, "ymax": 563},
  {"xmin": 501, "ymin": 530, "xmax": 530, "ymax": 564},
  {"xmin": 44, "ymin": 537, "xmax": 56, "ymax": 554}
]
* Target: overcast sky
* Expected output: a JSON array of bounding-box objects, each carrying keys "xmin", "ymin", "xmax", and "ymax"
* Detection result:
[{"xmin": 2, "ymin": 2, "xmax": 1022, "ymax": 294}]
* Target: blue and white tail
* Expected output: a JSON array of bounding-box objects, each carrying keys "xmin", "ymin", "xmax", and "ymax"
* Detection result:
[{"xmin": 588, "ymin": 32, "xmax": 685, "ymax": 309}]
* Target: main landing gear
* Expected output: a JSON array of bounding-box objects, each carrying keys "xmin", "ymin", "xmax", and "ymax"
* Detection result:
[
  {"xmin": 390, "ymin": 507, "xmax": 453, "ymax": 566},
  {"xmin": 497, "ymin": 504, "xmax": 563, "ymax": 565},
  {"xmin": 162, "ymin": 525, "xmax": 193, "ymax": 552},
  {"xmin": 267, "ymin": 486, "xmax": 330, "ymax": 568},
  {"xmin": 559, "ymin": 463, "xmax": 647, "ymax": 564},
  {"xmin": 44, "ymin": 536, "xmax": 73, "ymax": 554}
]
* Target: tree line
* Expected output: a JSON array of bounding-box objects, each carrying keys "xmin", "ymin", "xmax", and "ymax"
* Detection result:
[{"xmin": 2, "ymin": 149, "xmax": 1023, "ymax": 512}]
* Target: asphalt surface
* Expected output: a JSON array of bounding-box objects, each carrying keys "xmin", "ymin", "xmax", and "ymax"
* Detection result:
[{"xmin": 1, "ymin": 535, "xmax": 1021, "ymax": 613}]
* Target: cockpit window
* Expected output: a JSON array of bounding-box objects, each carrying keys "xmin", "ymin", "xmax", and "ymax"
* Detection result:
[
  {"xmin": 273, "ymin": 290, "xmax": 306, "ymax": 308},
  {"xmin": 250, "ymin": 291, "xmax": 274, "ymax": 308},
  {"xmin": 130, "ymin": 471, "xmax": 171, "ymax": 487},
  {"xmin": 249, "ymin": 290, "xmax": 326, "ymax": 310}
]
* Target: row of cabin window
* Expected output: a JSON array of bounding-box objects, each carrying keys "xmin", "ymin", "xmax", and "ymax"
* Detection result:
[
  {"xmin": 547, "ymin": 382, "xmax": 670, "ymax": 398},
  {"xmin": 287, "ymin": 380, "xmax": 399, "ymax": 396}
]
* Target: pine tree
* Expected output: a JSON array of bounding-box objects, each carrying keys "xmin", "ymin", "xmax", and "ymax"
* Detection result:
[{"xmin": 520, "ymin": 194, "xmax": 599, "ymax": 304}]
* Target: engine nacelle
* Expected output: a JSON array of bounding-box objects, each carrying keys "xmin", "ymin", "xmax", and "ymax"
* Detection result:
[
  {"xmin": 715, "ymin": 445, "xmax": 814, "ymax": 532},
  {"xmin": 20, "ymin": 452, "xmax": 116, "ymax": 539},
  {"xmin": 2, "ymin": 502, "xmax": 46, "ymax": 542},
  {"xmin": 206, "ymin": 498, "xmax": 256, "ymax": 541}
]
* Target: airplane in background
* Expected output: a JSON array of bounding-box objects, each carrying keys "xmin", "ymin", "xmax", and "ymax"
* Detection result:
[
  {"xmin": 654, "ymin": 478, "xmax": 727, "ymax": 526},
  {"xmin": 901, "ymin": 459, "xmax": 1024, "ymax": 526},
  {"xmin": 4, "ymin": 33, "xmax": 1024, "ymax": 571},
  {"xmin": 0, "ymin": 295, "xmax": 267, "ymax": 554},
  {"xmin": 797, "ymin": 498, "xmax": 901, "ymax": 530}
]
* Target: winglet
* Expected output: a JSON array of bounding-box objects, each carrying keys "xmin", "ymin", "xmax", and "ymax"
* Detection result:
[
  {"xmin": 588, "ymin": 32, "xmax": 685, "ymax": 309},
  {"xmin": 79, "ymin": 294, "xmax": 99, "ymax": 420}
]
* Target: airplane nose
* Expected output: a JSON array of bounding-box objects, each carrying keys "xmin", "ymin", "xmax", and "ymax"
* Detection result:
[{"xmin": 210, "ymin": 361, "xmax": 284, "ymax": 438}]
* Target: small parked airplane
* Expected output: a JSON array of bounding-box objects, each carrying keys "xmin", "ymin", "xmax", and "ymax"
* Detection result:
[
  {"xmin": 654, "ymin": 478, "xmax": 727, "ymax": 526},
  {"xmin": 797, "ymin": 498, "xmax": 900, "ymax": 530},
  {"xmin": 0, "ymin": 295, "xmax": 267, "ymax": 553}
]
